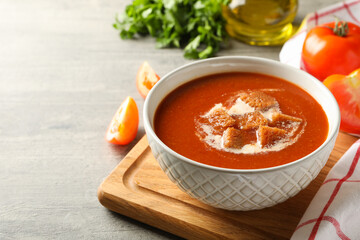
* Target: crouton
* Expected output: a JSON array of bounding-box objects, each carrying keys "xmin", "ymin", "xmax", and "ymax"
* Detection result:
[
  {"xmin": 257, "ymin": 125, "xmax": 287, "ymax": 148},
  {"xmin": 239, "ymin": 91, "xmax": 278, "ymax": 111},
  {"xmin": 272, "ymin": 112, "xmax": 302, "ymax": 123},
  {"xmin": 270, "ymin": 112, "xmax": 302, "ymax": 130},
  {"xmin": 222, "ymin": 127, "xmax": 244, "ymax": 149},
  {"xmin": 205, "ymin": 106, "xmax": 235, "ymax": 133},
  {"xmin": 235, "ymin": 112, "xmax": 268, "ymax": 130}
]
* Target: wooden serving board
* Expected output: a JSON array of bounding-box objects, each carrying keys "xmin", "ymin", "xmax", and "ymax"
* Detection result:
[{"xmin": 98, "ymin": 132, "xmax": 358, "ymax": 240}]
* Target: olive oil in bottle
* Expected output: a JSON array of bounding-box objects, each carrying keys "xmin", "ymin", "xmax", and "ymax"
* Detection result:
[{"xmin": 222, "ymin": 0, "xmax": 298, "ymax": 45}]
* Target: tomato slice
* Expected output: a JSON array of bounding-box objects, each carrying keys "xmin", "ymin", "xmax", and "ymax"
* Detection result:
[
  {"xmin": 323, "ymin": 68, "xmax": 360, "ymax": 135},
  {"xmin": 105, "ymin": 96, "xmax": 139, "ymax": 145},
  {"xmin": 136, "ymin": 61, "xmax": 160, "ymax": 98}
]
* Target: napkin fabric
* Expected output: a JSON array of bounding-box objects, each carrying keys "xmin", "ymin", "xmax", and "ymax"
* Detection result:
[{"xmin": 291, "ymin": 140, "xmax": 360, "ymax": 240}]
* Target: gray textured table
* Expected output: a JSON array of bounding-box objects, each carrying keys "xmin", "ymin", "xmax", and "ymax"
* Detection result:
[{"xmin": 0, "ymin": 0, "xmax": 340, "ymax": 239}]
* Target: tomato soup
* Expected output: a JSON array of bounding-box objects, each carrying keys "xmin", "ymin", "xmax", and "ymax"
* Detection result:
[{"xmin": 154, "ymin": 72, "xmax": 328, "ymax": 169}]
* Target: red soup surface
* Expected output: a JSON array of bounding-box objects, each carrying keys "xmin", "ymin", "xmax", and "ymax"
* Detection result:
[{"xmin": 154, "ymin": 72, "xmax": 329, "ymax": 169}]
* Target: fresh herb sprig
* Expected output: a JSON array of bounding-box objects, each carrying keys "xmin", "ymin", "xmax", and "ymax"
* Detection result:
[{"xmin": 114, "ymin": 0, "xmax": 229, "ymax": 59}]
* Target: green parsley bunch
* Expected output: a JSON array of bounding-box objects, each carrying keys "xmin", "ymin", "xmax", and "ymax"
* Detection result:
[{"xmin": 114, "ymin": 0, "xmax": 229, "ymax": 59}]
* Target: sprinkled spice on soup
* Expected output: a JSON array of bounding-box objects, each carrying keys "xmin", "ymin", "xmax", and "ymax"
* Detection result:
[{"xmin": 154, "ymin": 72, "xmax": 328, "ymax": 169}]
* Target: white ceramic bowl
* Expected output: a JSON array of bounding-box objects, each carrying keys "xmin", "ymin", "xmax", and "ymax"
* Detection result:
[{"xmin": 143, "ymin": 56, "xmax": 340, "ymax": 211}]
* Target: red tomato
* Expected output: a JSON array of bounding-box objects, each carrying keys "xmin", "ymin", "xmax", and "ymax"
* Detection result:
[
  {"xmin": 323, "ymin": 68, "xmax": 360, "ymax": 135},
  {"xmin": 105, "ymin": 96, "xmax": 139, "ymax": 145},
  {"xmin": 136, "ymin": 61, "xmax": 160, "ymax": 98},
  {"xmin": 301, "ymin": 21, "xmax": 360, "ymax": 81}
]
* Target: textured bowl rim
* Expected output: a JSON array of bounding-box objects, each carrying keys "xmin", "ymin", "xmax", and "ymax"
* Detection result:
[{"xmin": 143, "ymin": 56, "xmax": 340, "ymax": 173}]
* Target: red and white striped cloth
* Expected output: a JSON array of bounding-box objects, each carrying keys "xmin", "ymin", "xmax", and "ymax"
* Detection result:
[
  {"xmin": 291, "ymin": 140, "xmax": 360, "ymax": 239},
  {"xmin": 279, "ymin": 0, "xmax": 360, "ymax": 69}
]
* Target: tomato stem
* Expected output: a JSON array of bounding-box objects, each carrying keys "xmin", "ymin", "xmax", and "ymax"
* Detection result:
[{"xmin": 333, "ymin": 17, "xmax": 349, "ymax": 37}]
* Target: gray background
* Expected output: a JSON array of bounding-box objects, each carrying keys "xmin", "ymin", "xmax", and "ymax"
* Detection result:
[{"xmin": 0, "ymin": 0, "xmax": 340, "ymax": 239}]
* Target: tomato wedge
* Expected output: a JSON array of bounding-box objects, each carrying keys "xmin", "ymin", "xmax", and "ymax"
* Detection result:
[
  {"xmin": 105, "ymin": 96, "xmax": 139, "ymax": 145},
  {"xmin": 136, "ymin": 61, "xmax": 160, "ymax": 98},
  {"xmin": 323, "ymin": 68, "xmax": 360, "ymax": 135}
]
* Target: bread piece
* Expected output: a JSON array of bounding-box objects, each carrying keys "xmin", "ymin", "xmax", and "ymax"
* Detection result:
[
  {"xmin": 270, "ymin": 112, "xmax": 302, "ymax": 130},
  {"xmin": 206, "ymin": 106, "xmax": 236, "ymax": 133},
  {"xmin": 222, "ymin": 127, "xmax": 244, "ymax": 149},
  {"xmin": 257, "ymin": 125, "xmax": 287, "ymax": 148},
  {"xmin": 235, "ymin": 111, "xmax": 268, "ymax": 130},
  {"xmin": 271, "ymin": 112, "xmax": 302, "ymax": 123},
  {"xmin": 238, "ymin": 91, "xmax": 278, "ymax": 111}
]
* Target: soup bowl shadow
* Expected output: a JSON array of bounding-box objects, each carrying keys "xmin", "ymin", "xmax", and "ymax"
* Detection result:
[{"xmin": 143, "ymin": 56, "xmax": 340, "ymax": 211}]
